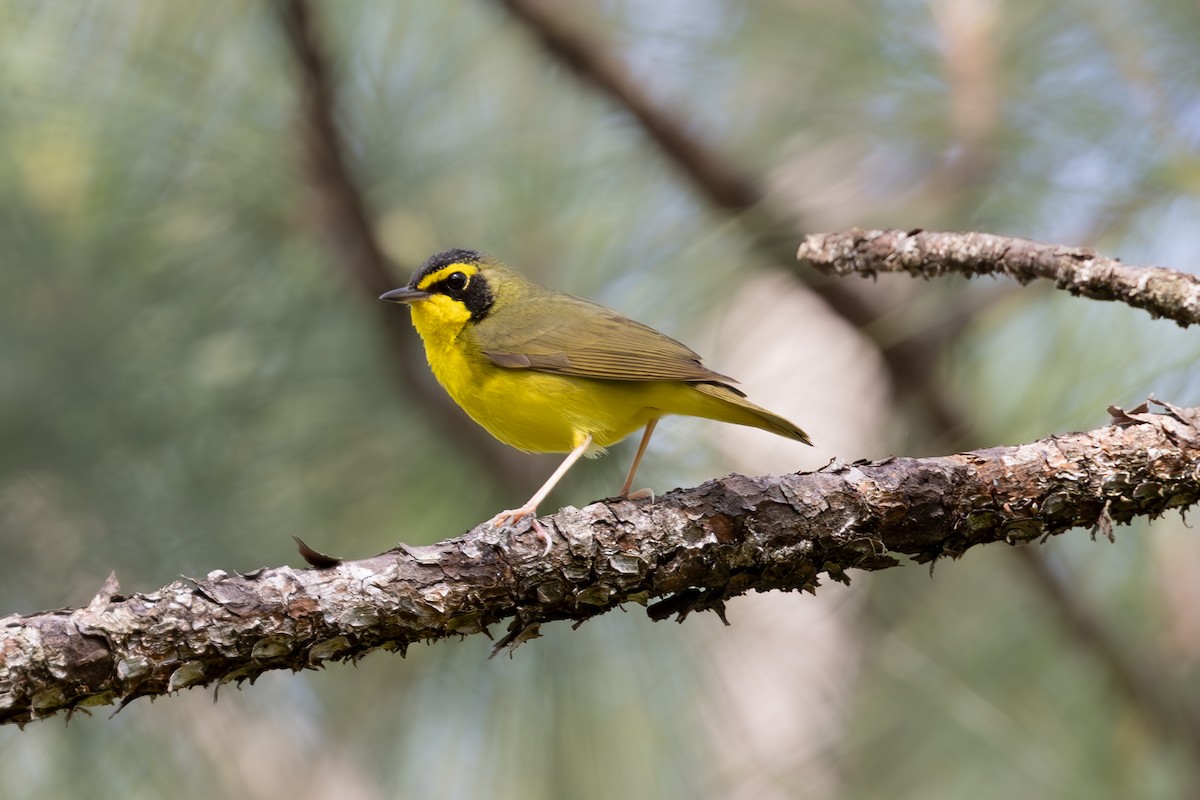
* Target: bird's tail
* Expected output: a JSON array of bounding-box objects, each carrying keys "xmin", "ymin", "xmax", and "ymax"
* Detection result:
[{"xmin": 691, "ymin": 382, "xmax": 812, "ymax": 445}]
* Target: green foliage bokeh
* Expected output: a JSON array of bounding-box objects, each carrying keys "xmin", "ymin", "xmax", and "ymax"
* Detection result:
[{"xmin": 1, "ymin": 1, "xmax": 1198, "ymax": 798}]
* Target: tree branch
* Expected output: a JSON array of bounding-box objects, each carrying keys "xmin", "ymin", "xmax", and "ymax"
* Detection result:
[
  {"xmin": 277, "ymin": 0, "xmax": 394, "ymax": 296},
  {"xmin": 276, "ymin": 0, "xmax": 536, "ymax": 487},
  {"xmin": 498, "ymin": 0, "xmax": 760, "ymax": 211},
  {"xmin": 3, "ymin": 401, "xmax": 1197, "ymax": 727},
  {"xmin": 799, "ymin": 228, "xmax": 1200, "ymax": 328},
  {"xmin": 493, "ymin": 0, "xmax": 973, "ymax": 439}
]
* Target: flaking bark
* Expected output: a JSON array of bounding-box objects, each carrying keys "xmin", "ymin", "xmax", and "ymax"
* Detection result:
[
  {"xmin": 2, "ymin": 401, "xmax": 1197, "ymax": 727},
  {"xmin": 798, "ymin": 228, "xmax": 1200, "ymax": 328}
]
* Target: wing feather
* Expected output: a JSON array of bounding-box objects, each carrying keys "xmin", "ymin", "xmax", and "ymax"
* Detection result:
[{"xmin": 472, "ymin": 288, "xmax": 736, "ymax": 385}]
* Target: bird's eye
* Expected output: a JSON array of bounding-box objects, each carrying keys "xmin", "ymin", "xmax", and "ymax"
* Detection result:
[{"xmin": 443, "ymin": 272, "xmax": 468, "ymax": 292}]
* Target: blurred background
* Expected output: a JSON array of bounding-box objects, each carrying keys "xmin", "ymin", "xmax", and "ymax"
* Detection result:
[{"xmin": 2, "ymin": 0, "xmax": 1199, "ymax": 797}]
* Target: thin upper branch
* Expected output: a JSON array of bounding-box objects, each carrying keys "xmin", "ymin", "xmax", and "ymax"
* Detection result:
[
  {"xmin": 2, "ymin": 401, "xmax": 1197, "ymax": 727},
  {"xmin": 799, "ymin": 228, "xmax": 1200, "ymax": 327}
]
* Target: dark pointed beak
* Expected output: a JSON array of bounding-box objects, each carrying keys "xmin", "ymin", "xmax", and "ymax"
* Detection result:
[{"xmin": 379, "ymin": 286, "xmax": 429, "ymax": 304}]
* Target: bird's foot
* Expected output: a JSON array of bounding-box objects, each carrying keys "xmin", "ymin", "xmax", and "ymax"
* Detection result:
[
  {"xmin": 488, "ymin": 505, "xmax": 552, "ymax": 556},
  {"xmin": 622, "ymin": 487, "xmax": 655, "ymax": 502},
  {"xmin": 488, "ymin": 504, "xmax": 537, "ymax": 529}
]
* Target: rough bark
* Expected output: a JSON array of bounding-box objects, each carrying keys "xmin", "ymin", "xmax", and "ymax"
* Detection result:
[
  {"xmin": 2, "ymin": 401, "xmax": 1197, "ymax": 727},
  {"xmin": 799, "ymin": 228, "xmax": 1200, "ymax": 328}
]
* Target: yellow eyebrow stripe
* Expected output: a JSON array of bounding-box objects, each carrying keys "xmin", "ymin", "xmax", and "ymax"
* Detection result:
[{"xmin": 416, "ymin": 263, "xmax": 478, "ymax": 291}]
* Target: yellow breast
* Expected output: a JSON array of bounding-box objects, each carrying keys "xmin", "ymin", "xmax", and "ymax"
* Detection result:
[{"xmin": 409, "ymin": 296, "xmax": 685, "ymax": 453}]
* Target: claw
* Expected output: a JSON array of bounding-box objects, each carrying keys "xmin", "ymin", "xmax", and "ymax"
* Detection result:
[
  {"xmin": 488, "ymin": 507, "xmax": 552, "ymax": 556},
  {"xmin": 530, "ymin": 519, "xmax": 552, "ymax": 556},
  {"xmin": 488, "ymin": 504, "xmax": 537, "ymax": 529}
]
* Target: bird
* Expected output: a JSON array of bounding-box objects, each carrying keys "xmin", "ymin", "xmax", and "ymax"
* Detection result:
[{"xmin": 380, "ymin": 248, "xmax": 811, "ymax": 529}]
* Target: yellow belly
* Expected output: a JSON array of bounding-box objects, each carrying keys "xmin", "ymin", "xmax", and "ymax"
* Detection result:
[{"xmin": 441, "ymin": 355, "xmax": 670, "ymax": 453}]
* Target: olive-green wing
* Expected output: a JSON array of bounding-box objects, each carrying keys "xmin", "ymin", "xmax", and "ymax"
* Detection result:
[{"xmin": 472, "ymin": 290, "xmax": 736, "ymax": 385}]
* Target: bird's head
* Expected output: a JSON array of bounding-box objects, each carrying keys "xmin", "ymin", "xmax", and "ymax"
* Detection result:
[{"xmin": 380, "ymin": 249, "xmax": 501, "ymax": 334}]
